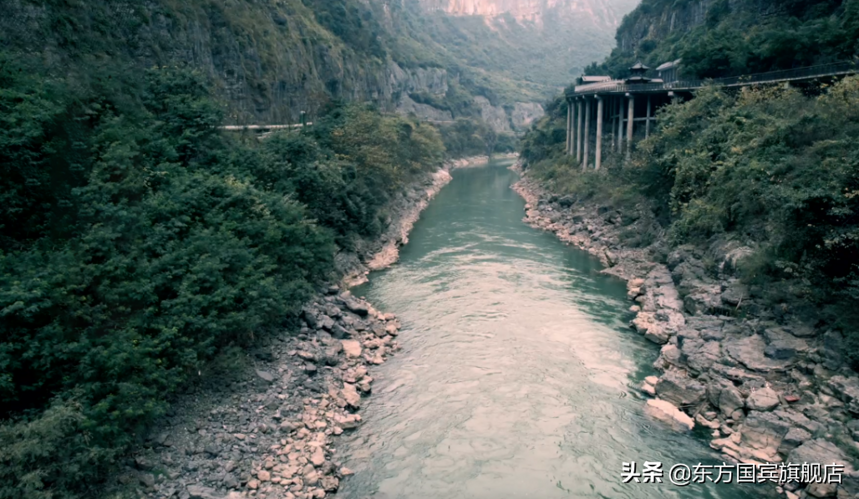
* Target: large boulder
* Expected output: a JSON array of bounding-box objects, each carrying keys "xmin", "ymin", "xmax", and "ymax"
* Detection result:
[
  {"xmin": 739, "ymin": 411, "xmax": 791, "ymax": 457},
  {"xmin": 721, "ymin": 281, "xmax": 749, "ymax": 307},
  {"xmin": 679, "ymin": 336, "xmax": 722, "ymax": 374},
  {"xmin": 339, "ymin": 293, "xmax": 369, "ymax": 316},
  {"xmin": 683, "ymin": 282, "xmax": 723, "ymax": 315},
  {"xmin": 644, "ymin": 399, "xmax": 695, "ymax": 431},
  {"xmin": 341, "ymin": 383, "xmax": 361, "ymax": 408},
  {"xmin": 655, "ymin": 370, "xmax": 706, "ymax": 407},
  {"xmin": 828, "ymin": 375, "xmax": 859, "ymax": 415},
  {"xmin": 788, "ymin": 439, "xmax": 854, "ymax": 473},
  {"xmin": 746, "ymin": 387, "xmax": 780, "ymax": 412},
  {"xmin": 341, "ymin": 340, "xmax": 362, "ymax": 359},
  {"xmin": 777, "ymin": 427, "xmax": 812, "ymax": 455},
  {"xmin": 302, "ymin": 307, "xmax": 319, "ymax": 329},
  {"xmin": 318, "ymin": 315, "xmax": 335, "ymax": 331},
  {"xmin": 823, "ymin": 330, "xmax": 845, "ymax": 370},
  {"xmin": 718, "ymin": 383, "xmax": 745, "ymax": 417},
  {"xmin": 762, "ymin": 327, "xmax": 808, "ymax": 360},
  {"xmin": 187, "ymin": 486, "xmax": 224, "ymax": 499}
]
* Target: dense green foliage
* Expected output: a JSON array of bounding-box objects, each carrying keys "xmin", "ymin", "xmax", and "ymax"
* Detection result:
[
  {"xmin": 0, "ymin": 50, "xmax": 444, "ymax": 498},
  {"xmin": 589, "ymin": 0, "xmax": 859, "ymax": 79},
  {"xmin": 0, "ymin": 0, "xmax": 548, "ymax": 127},
  {"xmin": 437, "ymin": 118, "xmax": 516, "ymax": 158},
  {"xmin": 522, "ymin": 77, "xmax": 859, "ymax": 366},
  {"xmin": 636, "ymin": 83, "xmax": 859, "ymax": 313}
]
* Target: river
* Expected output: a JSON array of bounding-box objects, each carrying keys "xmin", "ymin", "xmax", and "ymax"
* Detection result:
[{"xmin": 338, "ymin": 159, "xmax": 774, "ymax": 499}]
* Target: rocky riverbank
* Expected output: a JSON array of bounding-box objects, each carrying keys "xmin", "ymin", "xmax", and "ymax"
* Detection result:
[
  {"xmin": 339, "ymin": 155, "xmax": 511, "ymax": 286},
  {"xmin": 109, "ymin": 156, "xmax": 492, "ymax": 499},
  {"xmin": 512, "ymin": 165, "xmax": 859, "ymax": 499}
]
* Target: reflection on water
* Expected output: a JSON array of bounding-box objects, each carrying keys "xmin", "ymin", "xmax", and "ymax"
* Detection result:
[{"xmin": 338, "ymin": 161, "xmax": 774, "ymax": 499}]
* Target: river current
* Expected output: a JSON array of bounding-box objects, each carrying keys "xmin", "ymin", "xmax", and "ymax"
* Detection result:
[{"xmin": 338, "ymin": 160, "xmax": 773, "ymax": 499}]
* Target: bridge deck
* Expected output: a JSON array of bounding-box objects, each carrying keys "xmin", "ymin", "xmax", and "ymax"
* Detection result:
[{"xmin": 570, "ymin": 61, "xmax": 858, "ymax": 97}]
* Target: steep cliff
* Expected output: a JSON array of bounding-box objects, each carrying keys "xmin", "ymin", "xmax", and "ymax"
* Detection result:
[
  {"xmin": 0, "ymin": 0, "xmax": 453, "ymax": 124},
  {"xmin": 0, "ymin": 0, "xmax": 551, "ymax": 129}
]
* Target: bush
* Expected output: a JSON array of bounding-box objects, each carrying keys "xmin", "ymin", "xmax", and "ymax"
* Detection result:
[{"xmin": 0, "ymin": 59, "xmax": 445, "ymax": 498}]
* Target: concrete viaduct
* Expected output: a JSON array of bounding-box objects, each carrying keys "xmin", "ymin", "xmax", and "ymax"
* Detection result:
[{"xmin": 565, "ymin": 61, "xmax": 859, "ymax": 171}]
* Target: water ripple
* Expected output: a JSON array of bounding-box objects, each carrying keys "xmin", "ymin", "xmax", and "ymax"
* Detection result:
[{"xmin": 340, "ymin": 162, "xmax": 774, "ymax": 499}]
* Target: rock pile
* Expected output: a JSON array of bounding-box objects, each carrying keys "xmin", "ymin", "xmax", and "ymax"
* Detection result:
[
  {"xmin": 513, "ymin": 169, "xmax": 859, "ymax": 498},
  {"xmin": 118, "ymin": 289, "xmax": 402, "ymax": 499}
]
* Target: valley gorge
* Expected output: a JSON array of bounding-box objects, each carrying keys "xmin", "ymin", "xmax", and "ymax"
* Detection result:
[{"xmin": 5, "ymin": 0, "xmax": 859, "ymax": 499}]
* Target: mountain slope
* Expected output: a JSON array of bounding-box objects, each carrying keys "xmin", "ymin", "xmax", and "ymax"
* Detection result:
[
  {"xmin": 586, "ymin": 0, "xmax": 859, "ymax": 78},
  {"xmin": 1, "ymin": 0, "xmax": 637, "ymax": 130},
  {"xmin": 416, "ymin": 0, "xmax": 640, "ymax": 88}
]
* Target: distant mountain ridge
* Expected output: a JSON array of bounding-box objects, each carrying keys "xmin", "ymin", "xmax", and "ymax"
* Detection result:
[
  {"xmin": 414, "ymin": 0, "xmax": 640, "ymax": 90},
  {"xmin": 419, "ymin": 0, "xmax": 634, "ymax": 28}
]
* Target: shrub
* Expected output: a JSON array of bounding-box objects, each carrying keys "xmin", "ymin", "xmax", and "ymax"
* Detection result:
[{"xmin": 0, "ymin": 60, "xmax": 445, "ymax": 498}]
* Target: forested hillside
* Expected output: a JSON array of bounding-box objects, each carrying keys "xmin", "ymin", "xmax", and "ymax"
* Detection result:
[
  {"xmin": 0, "ymin": 1, "xmax": 632, "ymax": 496},
  {"xmin": 0, "ymin": 2, "xmax": 470, "ymax": 497},
  {"xmin": 0, "ymin": 0, "xmax": 552, "ymax": 132},
  {"xmin": 0, "ymin": 51, "xmax": 449, "ymax": 496},
  {"xmin": 521, "ymin": 0, "xmax": 859, "ymax": 364},
  {"xmin": 586, "ymin": 0, "xmax": 859, "ymax": 78}
]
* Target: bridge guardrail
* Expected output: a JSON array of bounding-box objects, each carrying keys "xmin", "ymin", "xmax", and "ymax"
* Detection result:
[{"xmin": 570, "ymin": 61, "xmax": 858, "ymax": 97}]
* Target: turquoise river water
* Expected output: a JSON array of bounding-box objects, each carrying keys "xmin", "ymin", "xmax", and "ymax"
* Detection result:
[{"xmin": 338, "ymin": 159, "xmax": 775, "ymax": 499}]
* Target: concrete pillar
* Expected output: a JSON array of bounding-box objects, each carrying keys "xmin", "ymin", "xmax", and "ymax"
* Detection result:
[
  {"xmin": 595, "ymin": 96, "xmax": 604, "ymax": 171},
  {"xmin": 610, "ymin": 97, "xmax": 616, "ymax": 152},
  {"xmin": 566, "ymin": 100, "xmax": 572, "ymax": 155},
  {"xmin": 617, "ymin": 96, "xmax": 624, "ymax": 153},
  {"xmin": 626, "ymin": 93, "xmax": 635, "ymax": 160},
  {"xmin": 576, "ymin": 99, "xmax": 584, "ymax": 162},
  {"xmin": 583, "ymin": 98, "xmax": 591, "ymax": 170},
  {"xmin": 646, "ymin": 95, "xmax": 652, "ymax": 139},
  {"xmin": 570, "ymin": 99, "xmax": 576, "ymax": 156}
]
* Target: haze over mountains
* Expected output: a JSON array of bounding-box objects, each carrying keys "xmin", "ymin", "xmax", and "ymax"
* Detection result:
[
  {"xmin": 421, "ymin": 0, "xmax": 634, "ymax": 26},
  {"xmin": 416, "ymin": 0, "xmax": 640, "ymax": 91}
]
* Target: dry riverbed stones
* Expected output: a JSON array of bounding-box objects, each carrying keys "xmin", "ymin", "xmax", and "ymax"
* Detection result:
[
  {"xmin": 513, "ymin": 166, "xmax": 859, "ymax": 498},
  {"xmin": 119, "ymin": 289, "xmax": 402, "ymax": 499}
]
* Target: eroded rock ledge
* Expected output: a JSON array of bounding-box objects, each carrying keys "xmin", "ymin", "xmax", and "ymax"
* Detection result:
[{"xmin": 512, "ymin": 166, "xmax": 859, "ymax": 499}]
